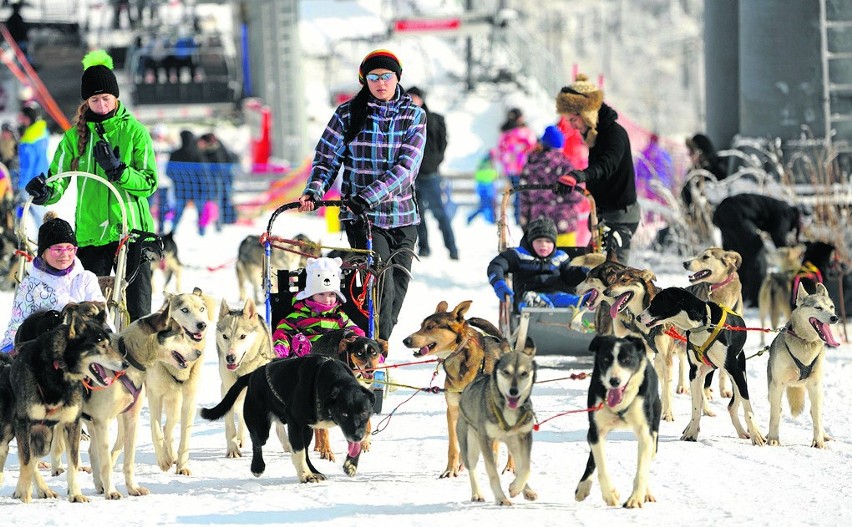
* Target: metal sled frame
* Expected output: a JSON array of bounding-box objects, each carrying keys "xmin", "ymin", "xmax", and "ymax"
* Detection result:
[
  {"xmin": 17, "ymin": 172, "xmax": 129, "ymax": 330},
  {"xmin": 261, "ymin": 200, "xmax": 377, "ymax": 335},
  {"xmin": 496, "ymin": 183, "xmax": 600, "ymax": 355}
]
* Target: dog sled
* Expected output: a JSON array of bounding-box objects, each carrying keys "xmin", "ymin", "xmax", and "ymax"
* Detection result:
[
  {"xmin": 261, "ymin": 200, "xmax": 389, "ymax": 412},
  {"xmin": 497, "ymin": 183, "xmax": 601, "ymax": 356},
  {"xmin": 17, "ymin": 171, "xmax": 163, "ymax": 331}
]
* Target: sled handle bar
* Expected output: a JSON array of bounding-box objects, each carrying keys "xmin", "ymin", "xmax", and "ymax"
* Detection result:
[{"xmin": 265, "ymin": 199, "xmax": 343, "ymax": 234}]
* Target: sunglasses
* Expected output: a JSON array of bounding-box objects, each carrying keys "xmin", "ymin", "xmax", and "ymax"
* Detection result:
[
  {"xmin": 48, "ymin": 245, "xmax": 77, "ymax": 255},
  {"xmin": 366, "ymin": 72, "xmax": 395, "ymax": 82}
]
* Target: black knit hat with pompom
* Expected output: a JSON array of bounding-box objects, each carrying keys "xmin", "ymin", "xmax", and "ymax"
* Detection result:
[{"xmin": 38, "ymin": 212, "xmax": 77, "ymax": 256}]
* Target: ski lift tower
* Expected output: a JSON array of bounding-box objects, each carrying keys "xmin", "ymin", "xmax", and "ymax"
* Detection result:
[{"xmin": 242, "ymin": 0, "xmax": 306, "ymax": 164}]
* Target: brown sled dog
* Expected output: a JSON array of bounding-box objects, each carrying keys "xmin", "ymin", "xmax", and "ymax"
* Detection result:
[{"xmin": 403, "ymin": 300, "xmax": 506, "ymax": 478}]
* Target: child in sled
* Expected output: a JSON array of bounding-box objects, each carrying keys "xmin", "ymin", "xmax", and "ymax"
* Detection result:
[
  {"xmin": 0, "ymin": 211, "xmax": 105, "ymax": 353},
  {"xmin": 272, "ymin": 256, "xmax": 365, "ymax": 358},
  {"xmin": 487, "ymin": 216, "xmax": 588, "ymax": 312}
]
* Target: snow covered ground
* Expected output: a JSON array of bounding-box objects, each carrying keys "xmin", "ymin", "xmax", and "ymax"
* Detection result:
[{"xmin": 0, "ymin": 207, "xmax": 850, "ymax": 526}]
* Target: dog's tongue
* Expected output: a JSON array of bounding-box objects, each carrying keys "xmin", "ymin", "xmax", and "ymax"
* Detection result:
[
  {"xmin": 609, "ymin": 295, "xmax": 628, "ymax": 319},
  {"xmin": 606, "ymin": 387, "xmax": 626, "ymax": 408},
  {"xmin": 583, "ymin": 290, "xmax": 597, "ymax": 308},
  {"xmin": 506, "ymin": 396, "xmax": 520, "ymax": 409},
  {"xmin": 347, "ymin": 441, "xmax": 361, "ymax": 458},
  {"xmin": 419, "ymin": 346, "xmax": 430, "ymax": 356},
  {"xmin": 227, "ymin": 363, "xmax": 238, "ymax": 371},
  {"xmin": 812, "ymin": 318, "xmax": 841, "ymax": 347}
]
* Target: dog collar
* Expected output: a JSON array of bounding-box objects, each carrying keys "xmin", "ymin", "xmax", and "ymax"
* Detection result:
[
  {"xmin": 709, "ymin": 273, "xmax": 736, "ymax": 294},
  {"xmin": 118, "ymin": 337, "xmax": 146, "ymax": 372}
]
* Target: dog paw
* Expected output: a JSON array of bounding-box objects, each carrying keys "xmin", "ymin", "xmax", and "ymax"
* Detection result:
[
  {"xmin": 302, "ymin": 473, "xmax": 326, "ymax": 483},
  {"xmin": 681, "ymin": 427, "xmax": 699, "ymax": 441},
  {"xmin": 343, "ymin": 459, "xmax": 358, "ymax": 477},
  {"xmin": 624, "ymin": 495, "xmax": 644, "ymax": 508},
  {"xmin": 175, "ymin": 466, "xmax": 192, "ymax": 476},
  {"xmin": 767, "ymin": 436, "xmax": 780, "ymax": 446},
  {"xmin": 471, "ymin": 494, "xmax": 485, "ymax": 502},
  {"xmin": 68, "ymin": 494, "xmax": 89, "ymax": 503},
  {"xmin": 38, "ymin": 487, "xmax": 59, "ymax": 500},
  {"xmin": 318, "ymin": 449, "xmax": 336, "ymax": 462},
  {"xmin": 750, "ymin": 432, "xmax": 766, "ymax": 446},
  {"xmin": 79, "ymin": 465, "xmax": 92, "ymax": 474},
  {"xmin": 497, "ymin": 497, "xmax": 513, "ymax": 506},
  {"xmin": 812, "ymin": 438, "xmax": 827, "ymax": 449},
  {"xmin": 128, "ymin": 486, "xmax": 150, "ymax": 496},
  {"xmin": 702, "ymin": 406, "xmax": 716, "ymax": 417},
  {"xmin": 157, "ymin": 458, "xmax": 174, "ymax": 472},
  {"xmin": 662, "ymin": 411, "xmax": 675, "ymax": 422},
  {"xmin": 13, "ymin": 490, "xmax": 31, "ymax": 503},
  {"xmin": 676, "ymin": 385, "xmax": 689, "ymax": 395},
  {"xmin": 522, "ymin": 486, "xmax": 538, "ymax": 501},
  {"xmin": 703, "ymin": 388, "xmax": 714, "ymax": 400},
  {"xmin": 360, "ymin": 438, "xmax": 371, "ymax": 452},
  {"xmin": 575, "ymin": 480, "xmax": 592, "ymax": 502},
  {"xmin": 602, "ymin": 489, "xmax": 620, "ymax": 507},
  {"xmin": 105, "ymin": 490, "xmax": 123, "ymax": 500},
  {"xmin": 52, "ymin": 467, "xmax": 65, "ymax": 477},
  {"xmin": 502, "ymin": 459, "xmax": 516, "ymax": 474},
  {"xmin": 226, "ymin": 446, "xmax": 242, "ymax": 458},
  {"xmin": 721, "ymin": 389, "xmax": 733, "ymax": 398},
  {"xmin": 439, "ymin": 467, "xmax": 460, "ymax": 478}
]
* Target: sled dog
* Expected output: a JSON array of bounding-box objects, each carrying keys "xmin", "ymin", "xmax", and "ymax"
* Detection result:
[
  {"xmin": 145, "ymin": 287, "xmax": 216, "ymax": 475},
  {"xmin": 767, "ymin": 282, "xmax": 839, "ymax": 448},
  {"xmin": 201, "ymin": 355, "xmax": 375, "ymax": 483},
  {"xmin": 758, "ymin": 245, "xmax": 805, "ymax": 346},
  {"xmin": 236, "ymin": 233, "xmax": 320, "ymax": 302},
  {"xmin": 457, "ymin": 345, "xmax": 538, "ymax": 506},
  {"xmin": 215, "ymin": 297, "xmax": 277, "ymax": 458},
  {"xmin": 402, "ymin": 300, "xmax": 505, "ymax": 478},
  {"xmin": 0, "ymin": 313, "xmax": 125, "ymax": 503},
  {"xmin": 575, "ymin": 335, "xmax": 661, "ymax": 508},
  {"xmin": 637, "ymin": 287, "xmax": 766, "ymax": 445}
]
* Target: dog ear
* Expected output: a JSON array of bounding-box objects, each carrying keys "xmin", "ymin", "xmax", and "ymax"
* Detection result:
[
  {"xmin": 639, "ymin": 269, "xmax": 657, "ymax": 284},
  {"xmin": 66, "ymin": 311, "xmax": 85, "ymax": 340},
  {"xmin": 816, "ymin": 282, "xmax": 830, "ymax": 298},
  {"xmin": 60, "ymin": 302, "xmax": 79, "ymax": 325},
  {"xmin": 363, "ymin": 385, "xmax": 376, "ymax": 406},
  {"xmin": 219, "ymin": 298, "xmax": 231, "ymax": 321},
  {"xmin": 724, "ymin": 250, "xmax": 742, "ymax": 271},
  {"xmin": 795, "ymin": 282, "xmax": 808, "ymax": 306},
  {"xmin": 624, "ymin": 335, "xmax": 646, "ymax": 353},
  {"xmin": 242, "ymin": 297, "xmax": 257, "ymax": 319},
  {"xmin": 451, "ymin": 300, "xmax": 473, "ymax": 321},
  {"xmin": 376, "ymin": 338, "xmax": 389, "ymax": 359},
  {"xmin": 589, "ymin": 335, "xmax": 604, "ymax": 353},
  {"xmin": 435, "ymin": 300, "xmax": 448, "ymax": 313},
  {"xmin": 521, "ymin": 337, "xmax": 536, "ymax": 358}
]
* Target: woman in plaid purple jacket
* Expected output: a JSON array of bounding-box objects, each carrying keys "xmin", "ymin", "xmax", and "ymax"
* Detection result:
[{"xmin": 299, "ymin": 49, "xmax": 426, "ymax": 341}]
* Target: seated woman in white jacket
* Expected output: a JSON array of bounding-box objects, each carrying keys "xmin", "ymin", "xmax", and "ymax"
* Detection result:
[{"xmin": 0, "ymin": 211, "xmax": 105, "ymax": 353}]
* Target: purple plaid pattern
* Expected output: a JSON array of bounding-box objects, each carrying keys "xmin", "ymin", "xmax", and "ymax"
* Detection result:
[{"xmin": 305, "ymin": 86, "xmax": 426, "ymax": 229}]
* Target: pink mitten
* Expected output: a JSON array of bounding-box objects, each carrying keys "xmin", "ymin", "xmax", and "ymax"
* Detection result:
[{"xmin": 291, "ymin": 333, "xmax": 312, "ymax": 356}]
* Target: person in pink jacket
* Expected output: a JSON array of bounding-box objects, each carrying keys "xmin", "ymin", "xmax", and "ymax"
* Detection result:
[{"xmin": 495, "ymin": 108, "xmax": 537, "ymax": 224}]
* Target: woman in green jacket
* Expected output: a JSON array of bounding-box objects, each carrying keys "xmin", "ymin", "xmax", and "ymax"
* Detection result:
[{"xmin": 25, "ymin": 50, "xmax": 158, "ymax": 321}]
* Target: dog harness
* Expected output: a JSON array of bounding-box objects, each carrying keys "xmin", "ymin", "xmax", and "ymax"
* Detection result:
[
  {"xmin": 115, "ymin": 338, "xmax": 143, "ymax": 414},
  {"xmin": 488, "ymin": 381, "xmax": 534, "ymax": 432},
  {"xmin": 686, "ymin": 304, "xmax": 738, "ymax": 368},
  {"xmin": 783, "ymin": 326, "xmax": 820, "ymax": 381},
  {"xmin": 791, "ymin": 261, "xmax": 823, "ymax": 306}
]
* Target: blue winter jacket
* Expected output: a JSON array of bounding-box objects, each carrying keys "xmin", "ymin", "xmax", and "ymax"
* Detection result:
[{"xmin": 17, "ymin": 119, "xmax": 49, "ymax": 192}]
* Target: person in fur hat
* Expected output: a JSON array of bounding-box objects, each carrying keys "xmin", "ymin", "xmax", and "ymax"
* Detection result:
[
  {"xmin": 553, "ymin": 74, "xmax": 639, "ymax": 263},
  {"xmin": 272, "ymin": 257, "xmax": 366, "ymax": 358},
  {"xmin": 0, "ymin": 211, "xmax": 105, "ymax": 353},
  {"xmin": 487, "ymin": 217, "xmax": 587, "ymax": 313},
  {"xmin": 25, "ymin": 50, "xmax": 157, "ymax": 322}
]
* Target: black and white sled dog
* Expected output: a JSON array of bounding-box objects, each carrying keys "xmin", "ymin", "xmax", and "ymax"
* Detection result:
[
  {"xmin": 575, "ymin": 335, "xmax": 661, "ymax": 509},
  {"xmin": 457, "ymin": 344, "xmax": 537, "ymax": 506},
  {"xmin": 637, "ymin": 287, "xmax": 766, "ymax": 445},
  {"xmin": 767, "ymin": 282, "xmax": 840, "ymax": 448}
]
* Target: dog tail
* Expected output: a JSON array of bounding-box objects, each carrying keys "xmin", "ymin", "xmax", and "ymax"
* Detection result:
[
  {"xmin": 787, "ymin": 386, "xmax": 806, "ymax": 417},
  {"xmin": 468, "ymin": 317, "xmax": 503, "ymax": 339},
  {"xmin": 200, "ymin": 372, "xmax": 252, "ymax": 421}
]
